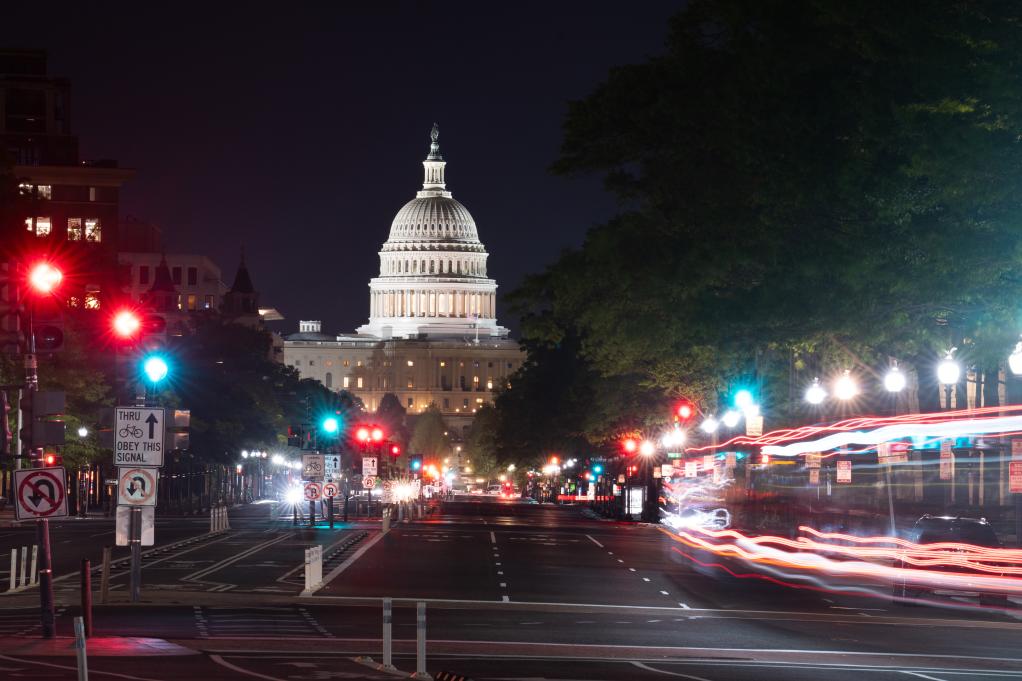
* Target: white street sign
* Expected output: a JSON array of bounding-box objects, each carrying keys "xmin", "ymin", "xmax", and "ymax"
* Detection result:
[
  {"xmin": 302, "ymin": 454, "xmax": 324, "ymax": 481},
  {"xmin": 837, "ymin": 460, "xmax": 852, "ymax": 483},
  {"xmin": 363, "ymin": 457, "xmax": 378, "ymax": 477},
  {"xmin": 362, "ymin": 475, "xmax": 377, "ymax": 489},
  {"xmin": 117, "ymin": 467, "xmax": 158, "ymax": 507},
  {"xmin": 115, "ymin": 506, "xmax": 154, "ymax": 546},
  {"xmin": 115, "ymin": 407, "xmax": 165, "ymax": 467},
  {"xmin": 304, "ymin": 482, "xmax": 322, "ymax": 501},
  {"xmin": 322, "ymin": 482, "xmax": 339, "ymax": 498},
  {"xmin": 15, "ymin": 468, "xmax": 68, "ymax": 520},
  {"xmin": 324, "ymin": 454, "xmax": 341, "ymax": 480}
]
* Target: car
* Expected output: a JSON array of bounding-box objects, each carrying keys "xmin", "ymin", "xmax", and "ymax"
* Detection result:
[{"xmin": 893, "ymin": 515, "xmax": 1009, "ymax": 607}]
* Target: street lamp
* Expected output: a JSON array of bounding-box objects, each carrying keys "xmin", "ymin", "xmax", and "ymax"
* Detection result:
[
  {"xmin": 721, "ymin": 410, "xmax": 741, "ymax": 428},
  {"xmin": 734, "ymin": 389, "xmax": 754, "ymax": 412},
  {"xmin": 1009, "ymin": 338, "xmax": 1022, "ymax": 376},
  {"xmin": 937, "ymin": 348, "xmax": 960, "ymax": 410},
  {"xmin": 833, "ymin": 370, "xmax": 858, "ymax": 401},
  {"xmin": 804, "ymin": 378, "xmax": 826, "ymax": 405},
  {"xmin": 884, "ymin": 365, "xmax": 906, "ymax": 393},
  {"xmin": 638, "ymin": 440, "xmax": 655, "ymax": 456},
  {"xmin": 77, "ymin": 426, "xmax": 88, "ymax": 438},
  {"xmin": 700, "ymin": 416, "xmax": 719, "ymax": 434}
]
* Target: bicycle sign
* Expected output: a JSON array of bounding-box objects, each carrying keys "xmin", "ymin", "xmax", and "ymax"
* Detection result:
[
  {"xmin": 115, "ymin": 407, "xmax": 165, "ymax": 467},
  {"xmin": 302, "ymin": 454, "xmax": 324, "ymax": 481}
]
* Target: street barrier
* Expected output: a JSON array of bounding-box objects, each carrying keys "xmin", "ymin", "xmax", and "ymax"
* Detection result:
[
  {"xmin": 380, "ymin": 597, "xmax": 396, "ymax": 671},
  {"xmin": 382, "ymin": 506, "xmax": 391, "ymax": 534},
  {"xmin": 7, "ymin": 545, "xmax": 38, "ymax": 592},
  {"xmin": 302, "ymin": 545, "xmax": 323, "ymax": 594},
  {"xmin": 74, "ymin": 615, "xmax": 88, "ymax": 681},
  {"xmin": 413, "ymin": 601, "xmax": 429, "ymax": 680},
  {"xmin": 80, "ymin": 558, "xmax": 92, "ymax": 638},
  {"xmin": 210, "ymin": 505, "xmax": 230, "ymax": 532},
  {"xmin": 99, "ymin": 547, "xmax": 111, "ymax": 605}
]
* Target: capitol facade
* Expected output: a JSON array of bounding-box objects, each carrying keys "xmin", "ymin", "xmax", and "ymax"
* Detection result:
[{"xmin": 281, "ymin": 126, "xmax": 523, "ymax": 436}]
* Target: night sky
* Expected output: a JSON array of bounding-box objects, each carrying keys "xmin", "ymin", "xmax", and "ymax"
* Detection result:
[{"xmin": 1, "ymin": 3, "xmax": 678, "ymax": 335}]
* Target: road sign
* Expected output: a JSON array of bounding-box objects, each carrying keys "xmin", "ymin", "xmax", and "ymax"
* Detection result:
[
  {"xmin": 1013, "ymin": 439, "xmax": 1022, "ymax": 461},
  {"xmin": 745, "ymin": 414, "xmax": 763, "ymax": 437},
  {"xmin": 1011, "ymin": 462, "xmax": 1022, "ymax": 493},
  {"xmin": 115, "ymin": 506, "xmax": 154, "ymax": 546},
  {"xmin": 324, "ymin": 454, "xmax": 341, "ymax": 480},
  {"xmin": 304, "ymin": 482, "xmax": 322, "ymax": 501},
  {"xmin": 363, "ymin": 457, "xmax": 378, "ymax": 476},
  {"xmin": 836, "ymin": 460, "xmax": 852, "ymax": 483},
  {"xmin": 322, "ymin": 482, "xmax": 339, "ymax": 498},
  {"xmin": 117, "ymin": 467, "xmax": 158, "ymax": 506},
  {"xmin": 684, "ymin": 461, "xmax": 697, "ymax": 478},
  {"xmin": 362, "ymin": 475, "xmax": 376, "ymax": 489},
  {"xmin": 805, "ymin": 453, "xmax": 821, "ymax": 469},
  {"xmin": 661, "ymin": 464, "xmax": 674, "ymax": 478},
  {"xmin": 15, "ymin": 468, "xmax": 68, "ymax": 520},
  {"xmin": 809, "ymin": 468, "xmax": 820, "ymax": 485},
  {"xmin": 666, "ymin": 452, "xmax": 682, "ymax": 459},
  {"xmin": 302, "ymin": 454, "xmax": 324, "ymax": 481},
  {"xmin": 940, "ymin": 441, "xmax": 954, "ymax": 480},
  {"xmin": 114, "ymin": 407, "xmax": 165, "ymax": 467},
  {"xmin": 725, "ymin": 452, "xmax": 737, "ymax": 468}
]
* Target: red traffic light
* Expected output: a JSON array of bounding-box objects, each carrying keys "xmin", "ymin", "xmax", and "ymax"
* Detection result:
[
  {"xmin": 371, "ymin": 427, "xmax": 384, "ymax": 442},
  {"xmin": 44, "ymin": 453, "xmax": 56, "ymax": 466},
  {"xmin": 390, "ymin": 444, "xmax": 401, "ymax": 456},
  {"xmin": 675, "ymin": 400, "xmax": 695, "ymax": 422},
  {"xmin": 28, "ymin": 262, "xmax": 62, "ymax": 294},
  {"xmin": 356, "ymin": 426, "xmax": 370, "ymax": 442},
  {"xmin": 622, "ymin": 438, "xmax": 638, "ymax": 453},
  {"xmin": 112, "ymin": 309, "xmax": 142, "ymax": 338}
]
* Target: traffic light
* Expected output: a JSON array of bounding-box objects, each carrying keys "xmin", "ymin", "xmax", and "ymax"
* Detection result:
[
  {"xmin": 112, "ymin": 309, "xmax": 142, "ymax": 340},
  {"xmin": 142, "ymin": 354, "xmax": 170, "ymax": 383},
  {"xmin": 390, "ymin": 444, "xmax": 401, "ymax": 457},
  {"xmin": 592, "ymin": 463, "xmax": 603, "ymax": 474},
  {"xmin": 321, "ymin": 416, "xmax": 339, "ymax": 434},
  {"xmin": 43, "ymin": 452, "xmax": 62, "ymax": 467},
  {"xmin": 371, "ymin": 427, "xmax": 384, "ymax": 442},
  {"xmin": 27, "ymin": 262, "xmax": 62, "ymax": 295},
  {"xmin": 409, "ymin": 455, "xmax": 423, "ymax": 473},
  {"xmin": 622, "ymin": 438, "xmax": 638, "ymax": 454},
  {"xmin": 675, "ymin": 399, "xmax": 696, "ymax": 423}
]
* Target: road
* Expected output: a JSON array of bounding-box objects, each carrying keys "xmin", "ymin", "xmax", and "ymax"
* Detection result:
[{"xmin": 1, "ymin": 496, "xmax": 1021, "ymax": 680}]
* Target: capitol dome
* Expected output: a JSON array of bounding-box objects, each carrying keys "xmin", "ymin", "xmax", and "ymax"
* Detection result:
[{"xmin": 357, "ymin": 124, "xmax": 508, "ymax": 340}]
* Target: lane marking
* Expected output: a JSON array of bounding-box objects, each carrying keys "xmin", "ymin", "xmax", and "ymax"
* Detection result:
[
  {"xmin": 660, "ymin": 591, "xmax": 670, "ymax": 596},
  {"xmin": 209, "ymin": 654, "xmax": 289, "ymax": 681},
  {"xmin": 901, "ymin": 673, "xmax": 949, "ymax": 681},
  {"xmin": 0, "ymin": 654, "xmax": 161, "ymax": 680},
  {"xmin": 304, "ymin": 531, "xmax": 385, "ymax": 596},
  {"xmin": 490, "ymin": 531, "xmax": 497, "ymax": 545},
  {"xmin": 631, "ymin": 661, "xmax": 712, "ymax": 680},
  {"xmin": 502, "ymin": 595, "xmax": 510, "ymax": 602},
  {"xmin": 643, "ymin": 578, "xmax": 651, "ymax": 582},
  {"xmin": 586, "ymin": 534, "xmax": 604, "ymax": 548}
]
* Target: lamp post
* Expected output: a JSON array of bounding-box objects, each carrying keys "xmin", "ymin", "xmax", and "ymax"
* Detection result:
[{"xmin": 937, "ymin": 349, "xmax": 960, "ymax": 410}]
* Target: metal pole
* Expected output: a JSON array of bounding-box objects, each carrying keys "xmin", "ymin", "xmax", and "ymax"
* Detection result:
[
  {"xmin": 99, "ymin": 547, "xmax": 111, "ymax": 605},
  {"xmin": 415, "ymin": 601, "xmax": 427, "ymax": 679},
  {"xmin": 309, "ymin": 499, "xmax": 315, "ymax": 527},
  {"xmin": 328, "ymin": 496, "xmax": 334, "ymax": 529},
  {"xmin": 885, "ymin": 465, "xmax": 897, "ymax": 537},
  {"xmin": 382, "ymin": 598, "xmax": 394, "ymax": 670},
  {"xmin": 36, "ymin": 518, "xmax": 55, "ymax": 637},
  {"xmin": 80, "ymin": 558, "xmax": 92, "ymax": 637},
  {"xmin": 73, "ymin": 615, "xmax": 88, "ymax": 681},
  {"xmin": 292, "ymin": 502, "xmax": 298, "ymax": 526},
  {"xmin": 129, "ymin": 507, "xmax": 141, "ymax": 603}
]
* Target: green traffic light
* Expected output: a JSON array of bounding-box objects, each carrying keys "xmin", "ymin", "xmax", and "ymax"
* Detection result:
[
  {"xmin": 322, "ymin": 416, "xmax": 339, "ymax": 433},
  {"xmin": 142, "ymin": 355, "xmax": 169, "ymax": 383}
]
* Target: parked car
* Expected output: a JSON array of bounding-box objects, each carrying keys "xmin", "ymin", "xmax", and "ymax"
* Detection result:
[{"xmin": 893, "ymin": 515, "xmax": 1009, "ymax": 607}]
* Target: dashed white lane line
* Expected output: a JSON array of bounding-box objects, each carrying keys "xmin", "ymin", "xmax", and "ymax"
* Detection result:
[
  {"xmin": 629, "ymin": 568, "xmax": 637, "ymax": 572},
  {"xmin": 679, "ymin": 603, "xmax": 691, "ymax": 609},
  {"xmin": 490, "ymin": 531, "xmax": 497, "ymax": 545},
  {"xmin": 586, "ymin": 534, "xmax": 604, "ymax": 548},
  {"xmin": 500, "ymin": 582, "xmax": 507, "ymax": 587},
  {"xmin": 617, "ymin": 559, "xmax": 624, "ymax": 563},
  {"xmin": 660, "ymin": 590, "xmax": 670, "ymax": 596},
  {"xmin": 643, "ymin": 577, "xmax": 651, "ymax": 582},
  {"xmin": 631, "ymin": 660, "xmax": 712, "ymax": 680}
]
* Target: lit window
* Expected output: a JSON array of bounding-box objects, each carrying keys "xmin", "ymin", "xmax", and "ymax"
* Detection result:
[
  {"xmin": 84, "ymin": 289, "xmax": 100, "ymax": 310},
  {"xmin": 486, "ymin": 380, "xmax": 493, "ymax": 390},
  {"xmin": 343, "ymin": 376, "xmax": 350, "ymax": 388},
  {"xmin": 68, "ymin": 296, "xmax": 80, "ymax": 308},
  {"xmin": 343, "ymin": 360, "xmax": 350, "ymax": 367},
  {"xmin": 88, "ymin": 187, "xmax": 96, "ymax": 202},
  {"xmin": 176, "ymin": 295, "xmax": 183, "ymax": 310},
  {"xmin": 26, "ymin": 217, "xmax": 51, "ymax": 236},
  {"xmin": 67, "ymin": 218, "xmax": 83, "ymax": 240},
  {"xmin": 85, "ymin": 218, "xmax": 101, "ymax": 242},
  {"xmin": 407, "ymin": 398, "xmax": 414, "ymax": 407},
  {"xmin": 407, "ymin": 360, "xmax": 414, "ymax": 367},
  {"xmin": 356, "ymin": 360, "xmax": 363, "ymax": 367},
  {"xmin": 476, "ymin": 398, "xmax": 484, "ymax": 404},
  {"xmin": 440, "ymin": 361, "xmax": 446, "ymax": 367},
  {"xmin": 38, "ymin": 185, "xmax": 51, "ymax": 200},
  {"xmin": 325, "ymin": 360, "xmax": 333, "ymax": 367},
  {"xmin": 407, "ymin": 379, "xmax": 414, "ymax": 388},
  {"xmin": 474, "ymin": 361, "xmax": 480, "ymax": 368},
  {"xmin": 204, "ymin": 294, "xmax": 213, "ymax": 309},
  {"xmin": 357, "ymin": 377, "xmax": 363, "ymax": 389},
  {"xmin": 473, "ymin": 376, "xmax": 480, "ymax": 384},
  {"xmin": 187, "ymin": 294, "xmax": 197, "ymax": 310}
]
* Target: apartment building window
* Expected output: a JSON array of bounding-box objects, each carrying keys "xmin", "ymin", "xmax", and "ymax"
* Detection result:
[
  {"xmin": 357, "ymin": 377, "xmax": 363, "ymax": 389},
  {"xmin": 25, "ymin": 217, "xmax": 51, "ymax": 236},
  {"xmin": 295, "ymin": 360, "xmax": 301, "ymax": 366},
  {"xmin": 443, "ymin": 398, "xmax": 450, "ymax": 409},
  {"xmin": 204, "ymin": 294, "xmax": 213, "ymax": 309},
  {"xmin": 309, "ymin": 360, "xmax": 315, "ymax": 366},
  {"xmin": 407, "ymin": 398, "xmax": 414, "ymax": 407},
  {"xmin": 187, "ymin": 267, "xmax": 197, "ymax": 285},
  {"xmin": 176, "ymin": 295, "xmax": 183, "ymax": 310},
  {"xmin": 84, "ymin": 218, "xmax": 101, "ymax": 242},
  {"xmin": 407, "ymin": 360, "xmax": 414, "ymax": 367},
  {"xmin": 407, "ymin": 378, "xmax": 414, "ymax": 389},
  {"xmin": 37, "ymin": 185, "xmax": 51, "ymax": 200},
  {"xmin": 84, "ymin": 287, "xmax": 100, "ymax": 310},
  {"xmin": 486, "ymin": 379, "xmax": 493, "ymax": 390},
  {"xmin": 343, "ymin": 360, "xmax": 350, "ymax": 367},
  {"xmin": 139, "ymin": 265, "xmax": 150, "ymax": 285},
  {"xmin": 325, "ymin": 373, "xmax": 332, "ymax": 389},
  {"xmin": 66, "ymin": 218, "xmax": 83, "ymax": 240},
  {"xmin": 343, "ymin": 376, "xmax": 350, "ymax": 388},
  {"xmin": 171, "ymin": 267, "xmax": 182, "ymax": 284},
  {"xmin": 463, "ymin": 399, "xmax": 469, "ymax": 408},
  {"xmin": 356, "ymin": 360, "xmax": 363, "ymax": 367},
  {"xmin": 187, "ymin": 294, "xmax": 197, "ymax": 310},
  {"xmin": 88, "ymin": 187, "xmax": 96, "ymax": 202}
]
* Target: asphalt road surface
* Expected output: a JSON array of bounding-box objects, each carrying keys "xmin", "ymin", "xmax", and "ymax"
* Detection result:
[{"xmin": 1, "ymin": 496, "xmax": 1021, "ymax": 680}]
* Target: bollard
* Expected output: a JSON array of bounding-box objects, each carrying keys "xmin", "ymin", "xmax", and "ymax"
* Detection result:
[
  {"xmin": 19, "ymin": 545, "xmax": 27, "ymax": 588},
  {"xmin": 73, "ymin": 615, "xmax": 89, "ymax": 681},
  {"xmin": 382, "ymin": 507, "xmax": 391, "ymax": 535},
  {"xmin": 99, "ymin": 548, "xmax": 111, "ymax": 605},
  {"xmin": 29, "ymin": 545, "xmax": 38, "ymax": 586},
  {"xmin": 8, "ymin": 549, "xmax": 15, "ymax": 591},
  {"xmin": 413, "ymin": 601, "xmax": 429, "ymax": 680},
  {"xmin": 381, "ymin": 598, "xmax": 395, "ymax": 670},
  {"xmin": 80, "ymin": 558, "xmax": 92, "ymax": 638}
]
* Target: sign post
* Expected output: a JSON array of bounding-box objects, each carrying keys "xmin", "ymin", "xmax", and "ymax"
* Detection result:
[
  {"xmin": 836, "ymin": 460, "xmax": 852, "ymax": 483},
  {"xmin": 304, "ymin": 482, "xmax": 321, "ymax": 527},
  {"xmin": 15, "ymin": 467, "xmax": 66, "ymax": 640}
]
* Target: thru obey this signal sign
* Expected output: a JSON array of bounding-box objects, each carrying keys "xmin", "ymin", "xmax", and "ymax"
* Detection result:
[{"xmin": 15, "ymin": 468, "xmax": 68, "ymax": 520}]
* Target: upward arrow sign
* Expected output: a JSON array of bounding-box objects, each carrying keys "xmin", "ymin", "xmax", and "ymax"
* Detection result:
[{"xmin": 145, "ymin": 412, "xmax": 159, "ymax": 439}]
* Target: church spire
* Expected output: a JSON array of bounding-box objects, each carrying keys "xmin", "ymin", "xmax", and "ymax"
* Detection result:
[{"xmin": 419, "ymin": 122, "xmax": 449, "ymax": 197}]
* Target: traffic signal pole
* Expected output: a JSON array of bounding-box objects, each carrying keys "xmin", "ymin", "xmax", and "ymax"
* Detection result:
[{"xmin": 25, "ymin": 304, "xmax": 56, "ymax": 638}]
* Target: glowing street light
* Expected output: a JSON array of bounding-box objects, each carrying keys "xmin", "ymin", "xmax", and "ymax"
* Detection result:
[
  {"xmin": 884, "ymin": 365, "xmax": 907, "ymax": 392},
  {"xmin": 1011, "ymin": 339, "xmax": 1022, "ymax": 376},
  {"xmin": 77, "ymin": 426, "xmax": 88, "ymax": 438},
  {"xmin": 700, "ymin": 416, "xmax": 719, "ymax": 434},
  {"xmin": 661, "ymin": 427, "xmax": 686, "ymax": 448},
  {"xmin": 805, "ymin": 378, "xmax": 826, "ymax": 405},
  {"xmin": 734, "ymin": 389, "xmax": 754, "ymax": 411},
  {"xmin": 833, "ymin": 370, "xmax": 858, "ymax": 401},
  {"xmin": 937, "ymin": 350, "xmax": 960, "ymax": 386},
  {"xmin": 638, "ymin": 440, "xmax": 656, "ymax": 456},
  {"xmin": 721, "ymin": 410, "xmax": 741, "ymax": 428}
]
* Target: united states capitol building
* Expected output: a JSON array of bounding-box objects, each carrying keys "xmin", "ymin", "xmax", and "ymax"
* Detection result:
[{"xmin": 281, "ymin": 125, "xmax": 523, "ymax": 435}]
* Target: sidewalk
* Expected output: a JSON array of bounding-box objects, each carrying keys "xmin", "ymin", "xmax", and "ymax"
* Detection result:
[{"xmin": 0, "ymin": 636, "xmax": 197, "ymax": 657}]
